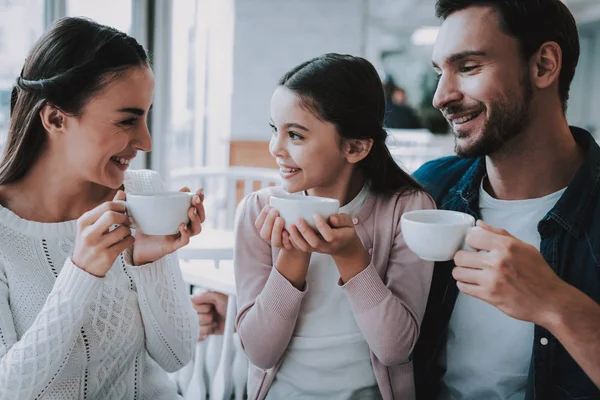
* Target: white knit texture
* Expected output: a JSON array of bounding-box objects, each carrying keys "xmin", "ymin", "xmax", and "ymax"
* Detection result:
[{"xmin": 0, "ymin": 169, "xmax": 199, "ymax": 399}]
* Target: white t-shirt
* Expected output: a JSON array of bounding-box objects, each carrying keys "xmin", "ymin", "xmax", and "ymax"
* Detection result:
[
  {"xmin": 438, "ymin": 179, "xmax": 566, "ymax": 400},
  {"xmin": 266, "ymin": 185, "xmax": 381, "ymax": 400}
]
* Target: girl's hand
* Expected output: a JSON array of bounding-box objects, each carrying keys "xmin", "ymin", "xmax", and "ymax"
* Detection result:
[
  {"xmin": 132, "ymin": 187, "xmax": 205, "ymax": 265},
  {"xmin": 287, "ymin": 213, "xmax": 360, "ymax": 256},
  {"xmin": 288, "ymin": 213, "xmax": 370, "ymax": 283},
  {"xmin": 254, "ymin": 203, "xmax": 295, "ymax": 252},
  {"xmin": 72, "ymin": 190, "xmax": 135, "ymax": 277}
]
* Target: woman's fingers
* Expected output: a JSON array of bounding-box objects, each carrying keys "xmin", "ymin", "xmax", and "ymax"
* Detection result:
[
  {"xmin": 187, "ymin": 205, "xmax": 202, "ymax": 236},
  {"xmin": 107, "ymin": 234, "xmax": 136, "ymax": 260},
  {"xmin": 100, "ymin": 225, "xmax": 132, "ymax": 248}
]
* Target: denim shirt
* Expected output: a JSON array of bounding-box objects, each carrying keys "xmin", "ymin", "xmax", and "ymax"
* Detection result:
[{"xmin": 411, "ymin": 127, "xmax": 600, "ymax": 400}]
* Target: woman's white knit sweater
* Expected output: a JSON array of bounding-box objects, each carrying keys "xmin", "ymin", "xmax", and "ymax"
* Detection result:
[{"xmin": 0, "ymin": 169, "xmax": 199, "ymax": 399}]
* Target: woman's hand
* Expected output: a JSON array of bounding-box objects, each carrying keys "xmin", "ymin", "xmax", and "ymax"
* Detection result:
[
  {"xmin": 192, "ymin": 291, "xmax": 229, "ymax": 341},
  {"xmin": 132, "ymin": 187, "xmax": 205, "ymax": 265},
  {"xmin": 72, "ymin": 190, "xmax": 135, "ymax": 277}
]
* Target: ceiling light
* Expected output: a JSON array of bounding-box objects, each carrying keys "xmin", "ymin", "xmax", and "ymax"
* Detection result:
[{"xmin": 411, "ymin": 26, "xmax": 440, "ymax": 46}]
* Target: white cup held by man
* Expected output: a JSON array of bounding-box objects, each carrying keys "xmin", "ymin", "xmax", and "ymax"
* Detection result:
[
  {"xmin": 117, "ymin": 192, "xmax": 193, "ymax": 235},
  {"xmin": 269, "ymin": 194, "xmax": 340, "ymax": 231},
  {"xmin": 401, "ymin": 209, "xmax": 478, "ymax": 261}
]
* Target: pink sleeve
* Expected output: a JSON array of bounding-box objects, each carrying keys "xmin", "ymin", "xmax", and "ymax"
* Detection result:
[
  {"xmin": 233, "ymin": 191, "xmax": 307, "ymax": 370},
  {"xmin": 341, "ymin": 190, "xmax": 435, "ymax": 366}
]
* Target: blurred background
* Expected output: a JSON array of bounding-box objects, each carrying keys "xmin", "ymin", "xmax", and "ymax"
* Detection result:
[
  {"xmin": 1, "ymin": 0, "xmax": 599, "ymax": 183},
  {"xmin": 1, "ymin": 2, "xmax": 599, "ymax": 398}
]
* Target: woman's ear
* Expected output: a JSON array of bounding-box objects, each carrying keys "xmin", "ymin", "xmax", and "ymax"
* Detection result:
[
  {"xmin": 39, "ymin": 103, "xmax": 68, "ymax": 136},
  {"xmin": 343, "ymin": 138, "xmax": 373, "ymax": 164}
]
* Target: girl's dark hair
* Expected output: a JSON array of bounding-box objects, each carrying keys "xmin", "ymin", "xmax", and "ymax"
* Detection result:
[
  {"xmin": 3, "ymin": 17, "xmax": 149, "ymax": 184},
  {"xmin": 278, "ymin": 53, "xmax": 422, "ymax": 195}
]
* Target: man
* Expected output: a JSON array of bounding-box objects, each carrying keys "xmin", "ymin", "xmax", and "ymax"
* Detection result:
[{"xmin": 412, "ymin": 1, "xmax": 600, "ymax": 399}]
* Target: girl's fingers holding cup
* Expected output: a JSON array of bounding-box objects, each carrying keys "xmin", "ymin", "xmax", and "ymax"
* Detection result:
[
  {"xmin": 314, "ymin": 214, "xmax": 334, "ymax": 242},
  {"xmin": 288, "ymin": 224, "xmax": 311, "ymax": 253},
  {"xmin": 254, "ymin": 206, "xmax": 271, "ymax": 231},
  {"xmin": 296, "ymin": 218, "xmax": 322, "ymax": 248},
  {"xmin": 259, "ymin": 208, "xmax": 279, "ymax": 241},
  {"xmin": 271, "ymin": 217, "xmax": 285, "ymax": 247},
  {"xmin": 282, "ymin": 230, "xmax": 294, "ymax": 251}
]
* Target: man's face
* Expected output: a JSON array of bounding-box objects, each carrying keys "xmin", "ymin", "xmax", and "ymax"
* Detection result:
[{"xmin": 431, "ymin": 6, "xmax": 534, "ymax": 158}]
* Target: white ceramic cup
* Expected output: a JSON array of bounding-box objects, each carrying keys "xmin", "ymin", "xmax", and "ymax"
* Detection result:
[
  {"xmin": 269, "ymin": 194, "xmax": 340, "ymax": 231},
  {"xmin": 400, "ymin": 209, "xmax": 479, "ymax": 261},
  {"xmin": 116, "ymin": 192, "xmax": 193, "ymax": 236}
]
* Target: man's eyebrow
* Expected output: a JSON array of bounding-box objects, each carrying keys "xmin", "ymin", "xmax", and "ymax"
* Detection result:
[{"xmin": 433, "ymin": 50, "xmax": 488, "ymax": 68}]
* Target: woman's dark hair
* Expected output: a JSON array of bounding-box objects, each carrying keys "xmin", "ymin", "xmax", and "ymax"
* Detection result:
[
  {"xmin": 2, "ymin": 17, "xmax": 149, "ymax": 184},
  {"xmin": 278, "ymin": 53, "xmax": 422, "ymax": 195},
  {"xmin": 435, "ymin": 0, "xmax": 580, "ymax": 114}
]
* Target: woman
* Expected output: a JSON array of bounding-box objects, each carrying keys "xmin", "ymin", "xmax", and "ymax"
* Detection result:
[{"xmin": 0, "ymin": 17, "xmax": 211, "ymax": 399}]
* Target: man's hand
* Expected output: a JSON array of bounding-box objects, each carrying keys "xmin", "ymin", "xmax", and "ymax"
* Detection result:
[{"xmin": 452, "ymin": 220, "xmax": 567, "ymax": 326}]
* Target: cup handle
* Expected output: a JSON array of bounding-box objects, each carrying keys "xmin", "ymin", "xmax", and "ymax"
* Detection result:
[
  {"xmin": 461, "ymin": 225, "xmax": 484, "ymax": 252},
  {"xmin": 113, "ymin": 200, "xmax": 137, "ymax": 229}
]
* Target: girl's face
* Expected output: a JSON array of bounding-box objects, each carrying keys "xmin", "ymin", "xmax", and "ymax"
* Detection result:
[
  {"xmin": 269, "ymin": 86, "xmax": 353, "ymax": 194},
  {"xmin": 59, "ymin": 66, "xmax": 154, "ymax": 189}
]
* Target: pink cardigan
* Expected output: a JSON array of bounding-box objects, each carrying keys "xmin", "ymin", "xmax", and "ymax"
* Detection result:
[{"xmin": 233, "ymin": 186, "xmax": 435, "ymax": 400}]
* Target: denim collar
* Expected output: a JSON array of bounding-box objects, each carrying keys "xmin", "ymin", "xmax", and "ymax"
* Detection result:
[{"xmin": 448, "ymin": 127, "xmax": 600, "ymax": 237}]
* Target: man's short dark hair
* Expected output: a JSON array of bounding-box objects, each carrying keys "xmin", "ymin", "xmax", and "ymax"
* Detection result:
[{"xmin": 435, "ymin": 0, "xmax": 580, "ymax": 113}]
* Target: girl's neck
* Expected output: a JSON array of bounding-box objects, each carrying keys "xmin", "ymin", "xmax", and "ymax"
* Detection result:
[{"xmin": 307, "ymin": 170, "xmax": 366, "ymax": 206}]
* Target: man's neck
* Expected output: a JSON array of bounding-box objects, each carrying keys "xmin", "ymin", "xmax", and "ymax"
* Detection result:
[
  {"xmin": 0, "ymin": 151, "xmax": 116, "ymax": 223},
  {"xmin": 483, "ymin": 114, "xmax": 584, "ymax": 201}
]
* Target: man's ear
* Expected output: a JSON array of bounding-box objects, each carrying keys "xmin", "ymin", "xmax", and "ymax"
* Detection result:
[
  {"xmin": 531, "ymin": 41, "xmax": 562, "ymax": 91},
  {"xmin": 39, "ymin": 103, "xmax": 68, "ymax": 136},
  {"xmin": 343, "ymin": 138, "xmax": 374, "ymax": 164}
]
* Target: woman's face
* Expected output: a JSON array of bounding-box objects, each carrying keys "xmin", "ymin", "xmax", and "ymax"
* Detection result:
[{"xmin": 61, "ymin": 65, "xmax": 154, "ymax": 189}]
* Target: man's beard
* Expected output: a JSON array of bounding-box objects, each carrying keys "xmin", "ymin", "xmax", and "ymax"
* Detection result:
[{"xmin": 451, "ymin": 79, "xmax": 533, "ymax": 159}]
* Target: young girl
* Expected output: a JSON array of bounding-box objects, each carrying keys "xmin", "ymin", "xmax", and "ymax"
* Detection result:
[
  {"xmin": 234, "ymin": 54, "xmax": 435, "ymax": 400},
  {"xmin": 0, "ymin": 18, "xmax": 212, "ymax": 399}
]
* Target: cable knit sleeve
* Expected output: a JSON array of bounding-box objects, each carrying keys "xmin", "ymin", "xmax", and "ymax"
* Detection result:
[
  {"xmin": 125, "ymin": 252, "xmax": 198, "ymax": 372},
  {"xmin": 121, "ymin": 169, "xmax": 198, "ymax": 372},
  {"xmin": 0, "ymin": 259, "xmax": 102, "ymax": 399}
]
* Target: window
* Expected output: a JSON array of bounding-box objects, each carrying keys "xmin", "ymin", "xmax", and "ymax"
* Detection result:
[
  {"xmin": 0, "ymin": 0, "xmax": 44, "ymax": 151},
  {"xmin": 66, "ymin": 0, "xmax": 132, "ymax": 34},
  {"xmin": 167, "ymin": 0, "xmax": 201, "ymax": 173}
]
